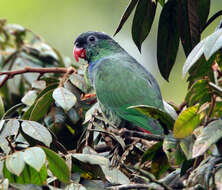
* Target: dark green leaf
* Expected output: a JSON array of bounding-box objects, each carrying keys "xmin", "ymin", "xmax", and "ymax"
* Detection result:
[
  {"xmin": 114, "ymin": 0, "xmax": 139, "ymax": 36},
  {"xmin": 29, "ymin": 89, "xmax": 54, "ymax": 121},
  {"xmin": 132, "ymin": 0, "xmax": 157, "ymax": 51},
  {"xmin": 158, "ymin": 0, "xmax": 165, "ymax": 7},
  {"xmin": 141, "ymin": 142, "xmax": 162, "ymax": 163},
  {"xmin": 177, "ymin": 0, "xmax": 201, "ymax": 56},
  {"xmin": 198, "ymin": 0, "xmax": 210, "ymax": 31},
  {"xmin": 129, "ymin": 105, "xmax": 174, "ymax": 130},
  {"xmin": 185, "ymin": 79, "xmax": 211, "ymax": 106},
  {"xmin": 42, "ymin": 147, "xmax": 70, "ymax": 183},
  {"xmin": 157, "ymin": 0, "xmax": 179, "ymax": 81},
  {"xmin": 151, "ymin": 148, "xmax": 170, "ymax": 178}
]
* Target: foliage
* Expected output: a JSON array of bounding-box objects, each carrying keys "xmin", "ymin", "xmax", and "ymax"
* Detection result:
[{"xmin": 0, "ymin": 1, "xmax": 222, "ymax": 189}]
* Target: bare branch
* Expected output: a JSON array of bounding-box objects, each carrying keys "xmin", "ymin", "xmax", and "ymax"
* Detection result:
[{"xmin": 0, "ymin": 66, "xmax": 77, "ymax": 88}]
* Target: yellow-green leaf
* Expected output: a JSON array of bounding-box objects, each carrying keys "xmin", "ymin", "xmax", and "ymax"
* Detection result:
[{"xmin": 173, "ymin": 105, "xmax": 203, "ymax": 138}]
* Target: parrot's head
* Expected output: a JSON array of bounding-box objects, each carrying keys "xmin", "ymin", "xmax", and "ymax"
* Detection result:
[{"xmin": 73, "ymin": 31, "xmax": 119, "ymax": 63}]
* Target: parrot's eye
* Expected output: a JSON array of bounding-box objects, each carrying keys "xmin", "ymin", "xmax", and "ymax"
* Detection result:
[{"xmin": 88, "ymin": 35, "xmax": 96, "ymax": 43}]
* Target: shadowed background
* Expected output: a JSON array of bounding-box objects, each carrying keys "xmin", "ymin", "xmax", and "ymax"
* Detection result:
[{"xmin": 1, "ymin": 0, "xmax": 222, "ymax": 104}]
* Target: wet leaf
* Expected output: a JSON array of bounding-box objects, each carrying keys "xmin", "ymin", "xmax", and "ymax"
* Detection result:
[
  {"xmin": 180, "ymin": 135, "xmax": 195, "ymax": 160},
  {"xmin": 31, "ymin": 80, "xmax": 46, "ymax": 90},
  {"xmin": 72, "ymin": 154, "xmax": 130, "ymax": 184},
  {"xmin": 53, "ymin": 87, "xmax": 77, "ymax": 111},
  {"xmin": 23, "ymin": 147, "xmax": 46, "ymax": 172},
  {"xmin": 182, "ymin": 38, "xmax": 206, "ymax": 78},
  {"xmin": 204, "ymin": 28, "xmax": 222, "ymax": 60},
  {"xmin": 21, "ymin": 120, "xmax": 52, "ymax": 146},
  {"xmin": 173, "ymin": 105, "xmax": 203, "ymax": 139},
  {"xmin": 42, "ymin": 147, "xmax": 70, "ymax": 183},
  {"xmin": 21, "ymin": 90, "xmax": 38, "ymax": 106},
  {"xmin": 192, "ymin": 119, "xmax": 222, "ymax": 158},
  {"xmin": 132, "ymin": 0, "xmax": 156, "ymax": 51},
  {"xmin": 114, "ymin": 0, "xmax": 139, "ymax": 36},
  {"xmin": 3, "ymin": 162, "xmax": 47, "ymax": 185},
  {"xmin": 6, "ymin": 151, "xmax": 25, "ymax": 176},
  {"xmin": 69, "ymin": 73, "xmax": 88, "ymax": 93},
  {"xmin": 157, "ymin": 0, "xmax": 179, "ymax": 81}
]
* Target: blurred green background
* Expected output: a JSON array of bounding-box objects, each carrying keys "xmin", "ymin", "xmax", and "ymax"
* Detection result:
[{"xmin": 1, "ymin": 0, "xmax": 222, "ymax": 104}]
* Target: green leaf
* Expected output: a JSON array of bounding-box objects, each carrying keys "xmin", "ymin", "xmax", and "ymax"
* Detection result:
[
  {"xmin": 29, "ymin": 89, "xmax": 54, "ymax": 121},
  {"xmin": 42, "ymin": 147, "xmax": 70, "ymax": 183},
  {"xmin": 132, "ymin": 0, "xmax": 157, "ymax": 51},
  {"xmin": 129, "ymin": 105, "xmax": 174, "ymax": 130},
  {"xmin": 158, "ymin": 0, "xmax": 165, "ymax": 7},
  {"xmin": 163, "ymin": 134, "xmax": 185, "ymax": 166},
  {"xmin": 204, "ymin": 28, "xmax": 222, "ymax": 60},
  {"xmin": 6, "ymin": 151, "xmax": 25, "ymax": 176},
  {"xmin": 180, "ymin": 135, "xmax": 195, "ymax": 160},
  {"xmin": 114, "ymin": 0, "xmax": 139, "ymax": 36},
  {"xmin": 23, "ymin": 147, "xmax": 46, "ymax": 172},
  {"xmin": 141, "ymin": 142, "xmax": 162, "ymax": 163},
  {"xmin": 151, "ymin": 148, "xmax": 170, "ymax": 178},
  {"xmin": 177, "ymin": 0, "xmax": 201, "ymax": 56},
  {"xmin": 173, "ymin": 105, "xmax": 203, "ymax": 139},
  {"xmin": 157, "ymin": 0, "xmax": 179, "ymax": 81},
  {"xmin": 185, "ymin": 79, "xmax": 211, "ymax": 106},
  {"xmin": 192, "ymin": 119, "xmax": 222, "ymax": 158},
  {"xmin": 0, "ymin": 95, "xmax": 5, "ymax": 118},
  {"xmin": 3, "ymin": 162, "xmax": 47, "ymax": 185},
  {"xmin": 21, "ymin": 120, "xmax": 52, "ymax": 146},
  {"xmin": 53, "ymin": 87, "xmax": 77, "ymax": 111}
]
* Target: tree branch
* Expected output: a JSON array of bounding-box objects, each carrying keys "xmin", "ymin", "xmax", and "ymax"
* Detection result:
[
  {"xmin": 201, "ymin": 10, "xmax": 222, "ymax": 32},
  {"xmin": 119, "ymin": 128, "xmax": 164, "ymax": 141},
  {"xmin": 0, "ymin": 66, "xmax": 76, "ymax": 88},
  {"xmin": 107, "ymin": 184, "xmax": 151, "ymax": 190}
]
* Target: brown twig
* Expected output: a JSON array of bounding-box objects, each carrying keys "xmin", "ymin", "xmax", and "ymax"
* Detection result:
[
  {"xmin": 118, "ymin": 128, "xmax": 164, "ymax": 141},
  {"xmin": 0, "ymin": 66, "xmax": 76, "ymax": 88}
]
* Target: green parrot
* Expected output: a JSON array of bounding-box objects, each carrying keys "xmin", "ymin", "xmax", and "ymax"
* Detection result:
[{"xmin": 73, "ymin": 32, "xmax": 175, "ymax": 135}]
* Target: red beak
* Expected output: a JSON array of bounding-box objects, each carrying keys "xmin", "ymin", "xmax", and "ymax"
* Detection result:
[{"xmin": 73, "ymin": 45, "xmax": 86, "ymax": 62}]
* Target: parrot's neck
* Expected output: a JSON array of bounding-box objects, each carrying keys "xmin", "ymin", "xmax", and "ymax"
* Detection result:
[{"xmin": 87, "ymin": 40, "xmax": 124, "ymax": 63}]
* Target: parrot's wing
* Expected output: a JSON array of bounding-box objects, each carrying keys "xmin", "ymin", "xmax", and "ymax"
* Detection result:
[{"xmin": 93, "ymin": 56, "xmax": 164, "ymax": 135}]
